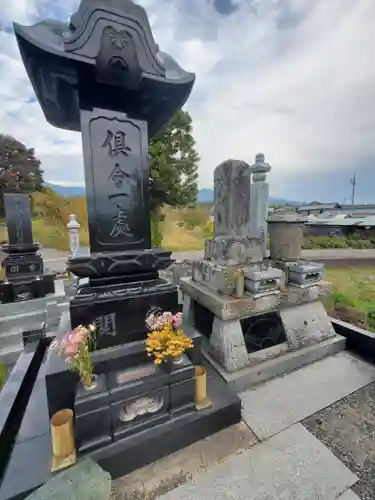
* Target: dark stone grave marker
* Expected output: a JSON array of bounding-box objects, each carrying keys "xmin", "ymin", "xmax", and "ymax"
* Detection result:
[
  {"xmin": 14, "ymin": 0, "xmax": 195, "ymax": 347},
  {"xmin": 0, "ymin": 193, "xmax": 55, "ymax": 302}
]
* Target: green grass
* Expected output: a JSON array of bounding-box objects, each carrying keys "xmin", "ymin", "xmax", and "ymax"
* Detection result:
[
  {"xmin": 0, "ymin": 363, "xmax": 6, "ymax": 391},
  {"xmin": 323, "ymin": 267, "xmax": 375, "ymax": 331}
]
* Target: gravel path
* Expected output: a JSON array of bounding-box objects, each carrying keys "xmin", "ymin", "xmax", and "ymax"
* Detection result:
[{"xmin": 304, "ymin": 380, "xmax": 375, "ymax": 500}]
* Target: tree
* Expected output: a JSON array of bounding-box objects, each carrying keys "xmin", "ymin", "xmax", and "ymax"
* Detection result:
[
  {"xmin": 0, "ymin": 134, "xmax": 44, "ymax": 216},
  {"xmin": 148, "ymin": 109, "xmax": 199, "ymax": 212}
]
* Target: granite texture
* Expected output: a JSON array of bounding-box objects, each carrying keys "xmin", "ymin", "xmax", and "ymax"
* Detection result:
[
  {"xmin": 180, "ymin": 277, "xmax": 325, "ymax": 321},
  {"xmin": 304, "ymin": 380, "xmax": 375, "ymax": 500},
  {"xmin": 158, "ymin": 423, "xmax": 357, "ymax": 500},
  {"xmin": 24, "ymin": 459, "xmax": 112, "ymax": 500},
  {"xmin": 213, "ymin": 159, "xmax": 251, "ymax": 238},
  {"xmin": 209, "ymin": 317, "xmax": 248, "ymax": 373},
  {"xmin": 280, "ymin": 300, "xmax": 336, "ymax": 347},
  {"xmin": 240, "ymin": 351, "xmax": 375, "ymax": 440}
]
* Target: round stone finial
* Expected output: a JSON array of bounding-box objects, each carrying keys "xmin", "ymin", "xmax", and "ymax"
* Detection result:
[
  {"xmin": 250, "ymin": 152, "xmax": 271, "ymax": 179},
  {"xmin": 67, "ymin": 213, "xmax": 80, "ymax": 229}
]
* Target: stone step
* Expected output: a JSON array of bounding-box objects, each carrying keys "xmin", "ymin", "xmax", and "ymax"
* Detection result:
[
  {"xmin": 240, "ymin": 351, "xmax": 375, "ymax": 440},
  {"xmin": 159, "ymin": 423, "xmax": 357, "ymax": 500},
  {"xmin": 0, "ymin": 297, "xmax": 56, "ymax": 318},
  {"xmin": 0, "ymin": 343, "xmax": 24, "ymax": 366},
  {"xmin": 205, "ymin": 334, "xmax": 346, "ymax": 392},
  {"xmin": 0, "ymin": 310, "xmax": 46, "ymax": 336},
  {"xmin": 0, "ymin": 328, "xmax": 23, "ymax": 350}
]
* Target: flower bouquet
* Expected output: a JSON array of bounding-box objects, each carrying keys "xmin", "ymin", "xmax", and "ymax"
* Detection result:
[
  {"xmin": 49, "ymin": 324, "xmax": 97, "ymax": 390},
  {"xmin": 145, "ymin": 310, "xmax": 193, "ymax": 365}
]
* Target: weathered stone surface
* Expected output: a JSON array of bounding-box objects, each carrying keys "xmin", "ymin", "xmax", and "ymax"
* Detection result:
[
  {"xmin": 180, "ymin": 278, "xmax": 326, "ymax": 322},
  {"xmin": 280, "ymin": 301, "xmax": 336, "ymax": 347},
  {"xmin": 288, "ymin": 261, "xmax": 324, "ymax": 286},
  {"xmin": 25, "ymin": 459, "xmax": 112, "ymax": 500},
  {"xmin": 204, "ymin": 236, "xmax": 263, "ymax": 266},
  {"xmin": 112, "ymin": 423, "xmax": 258, "ymax": 499},
  {"xmin": 248, "ymin": 153, "xmax": 271, "ymax": 254},
  {"xmin": 213, "ymin": 159, "xmax": 251, "ymax": 238},
  {"xmin": 159, "ymin": 423, "xmax": 357, "ymax": 500},
  {"xmin": 192, "ymin": 261, "xmax": 240, "ymax": 296},
  {"xmin": 243, "ymin": 266, "xmax": 283, "ymax": 295},
  {"xmin": 209, "ymin": 317, "xmax": 248, "ymax": 373},
  {"xmin": 240, "ymin": 351, "xmax": 375, "ymax": 440},
  {"xmin": 207, "ymin": 335, "xmax": 345, "ymax": 392},
  {"xmin": 267, "ymin": 212, "xmax": 307, "ymax": 261}
]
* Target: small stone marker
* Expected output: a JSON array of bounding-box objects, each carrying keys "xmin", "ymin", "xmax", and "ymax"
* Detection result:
[{"xmin": 25, "ymin": 459, "xmax": 112, "ymax": 500}]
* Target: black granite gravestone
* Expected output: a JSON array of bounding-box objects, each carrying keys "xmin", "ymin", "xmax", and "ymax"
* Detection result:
[
  {"xmin": 6, "ymin": 5, "xmax": 242, "ymax": 487},
  {"xmin": 3, "ymin": 193, "xmax": 33, "ymax": 247},
  {"xmin": 13, "ymin": 0, "xmax": 195, "ymax": 347},
  {"xmin": 0, "ymin": 193, "xmax": 55, "ymax": 303}
]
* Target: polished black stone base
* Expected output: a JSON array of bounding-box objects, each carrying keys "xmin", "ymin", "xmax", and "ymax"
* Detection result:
[
  {"xmin": 0, "ymin": 274, "xmax": 55, "ymax": 303},
  {"xmin": 0, "ymin": 357, "xmax": 241, "ymax": 500},
  {"xmin": 2, "ymin": 252, "xmax": 44, "ymax": 282},
  {"xmin": 68, "ymin": 248, "xmax": 174, "ymax": 279},
  {"xmin": 69, "ymin": 277, "xmax": 179, "ymax": 349}
]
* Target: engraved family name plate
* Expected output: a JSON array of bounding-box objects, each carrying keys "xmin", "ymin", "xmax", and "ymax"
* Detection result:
[{"xmin": 81, "ymin": 108, "xmax": 151, "ymax": 253}]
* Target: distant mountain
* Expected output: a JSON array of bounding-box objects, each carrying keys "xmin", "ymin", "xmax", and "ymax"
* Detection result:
[
  {"xmin": 45, "ymin": 183, "xmax": 301, "ymax": 206},
  {"xmin": 45, "ymin": 183, "xmax": 85, "ymax": 197},
  {"xmin": 197, "ymin": 189, "xmax": 214, "ymax": 203},
  {"xmin": 196, "ymin": 188, "xmax": 300, "ymax": 206}
]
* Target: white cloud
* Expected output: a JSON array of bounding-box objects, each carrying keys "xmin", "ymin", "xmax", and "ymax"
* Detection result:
[{"xmin": 1, "ymin": 0, "xmax": 375, "ymax": 201}]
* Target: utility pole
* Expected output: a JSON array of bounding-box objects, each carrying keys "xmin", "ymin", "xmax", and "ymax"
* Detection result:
[{"xmin": 349, "ymin": 175, "xmax": 356, "ymax": 205}]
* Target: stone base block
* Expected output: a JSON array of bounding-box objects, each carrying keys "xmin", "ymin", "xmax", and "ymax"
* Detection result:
[
  {"xmin": 192, "ymin": 260, "xmax": 243, "ymax": 297},
  {"xmin": 182, "ymin": 279, "xmax": 338, "ymax": 376},
  {"xmin": 70, "ymin": 277, "xmax": 179, "ymax": 350},
  {"xmin": 209, "ymin": 317, "xmax": 248, "ymax": 373},
  {"xmin": 280, "ymin": 301, "xmax": 336, "ymax": 347},
  {"xmin": 204, "ymin": 334, "xmax": 346, "ymax": 392},
  {"xmin": 181, "ymin": 277, "xmax": 328, "ymax": 321}
]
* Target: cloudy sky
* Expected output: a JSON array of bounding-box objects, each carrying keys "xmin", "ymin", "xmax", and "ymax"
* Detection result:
[{"xmin": 1, "ymin": 0, "xmax": 375, "ymax": 203}]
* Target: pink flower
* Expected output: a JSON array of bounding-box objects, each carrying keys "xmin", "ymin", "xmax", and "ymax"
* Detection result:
[
  {"xmin": 172, "ymin": 312, "xmax": 183, "ymax": 329},
  {"xmin": 63, "ymin": 343, "xmax": 79, "ymax": 356}
]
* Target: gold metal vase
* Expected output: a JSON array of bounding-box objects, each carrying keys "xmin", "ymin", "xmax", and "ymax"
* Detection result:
[
  {"xmin": 50, "ymin": 409, "xmax": 76, "ymax": 473},
  {"xmin": 195, "ymin": 366, "xmax": 212, "ymax": 411}
]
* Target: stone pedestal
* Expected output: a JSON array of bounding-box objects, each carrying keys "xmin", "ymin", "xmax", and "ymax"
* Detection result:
[{"xmin": 181, "ymin": 277, "xmax": 342, "ymax": 382}]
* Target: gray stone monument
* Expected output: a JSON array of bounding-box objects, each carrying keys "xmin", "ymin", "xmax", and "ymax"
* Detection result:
[
  {"xmin": 249, "ymin": 153, "xmax": 271, "ymax": 256},
  {"xmin": 180, "ymin": 153, "xmax": 344, "ymax": 391},
  {"xmin": 0, "ymin": 194, "xmax": 68, "ymax": 366}
]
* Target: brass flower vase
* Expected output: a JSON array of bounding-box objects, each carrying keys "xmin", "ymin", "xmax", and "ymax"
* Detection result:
[
  {"xmin": 50, "ymin": 409, "xmax": 76, "ymax": 472},
  {"xmin": 195, "ymin": 366, "xmax": 212, "ymax": 411}
]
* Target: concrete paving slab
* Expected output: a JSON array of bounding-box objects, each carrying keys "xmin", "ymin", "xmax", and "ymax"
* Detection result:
[
  {"xmin": 159, "ymin": 423, "xmax": 358, "ymax": 500},
  {"xmin": 112, "ymin": 423, "xmax": 258, "ymax": 499},
  {"xmin": 240, "ymin": 351, "xmax": 375, "ymax": 440},
  {"xmin": 338, "ymin": 491, "xmax": 362, "ymax": 500}
]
